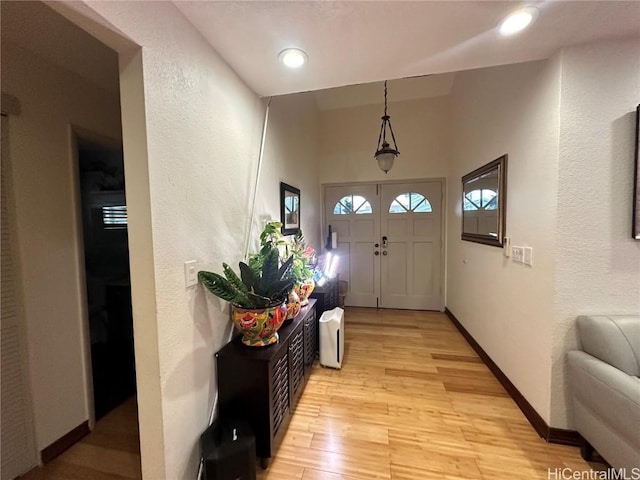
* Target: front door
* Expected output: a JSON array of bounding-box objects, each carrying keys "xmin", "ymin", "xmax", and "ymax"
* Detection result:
[
  {"xmin": 380, "ymin": 182, "xmax": 443, "ymax": 310},
  {"xmin": 324, "ymin": 180, "xmax": 443, "ymax": 310},
  {"xmin": 324, "ymin": 184, "xmax": 379, "ymax": 307}
]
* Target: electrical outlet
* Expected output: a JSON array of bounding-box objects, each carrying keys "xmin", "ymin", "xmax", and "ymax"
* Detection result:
[
  {"xmin": 511, "ymin": 246, "xmax": 525, "ymax": 263},
  {"xmin": 185, "ymin": 260, "xmax": 198, "ymax": 287},
  {"xmin": 524, "ymin": 247, "xmax": 533, "ymax": 266}
]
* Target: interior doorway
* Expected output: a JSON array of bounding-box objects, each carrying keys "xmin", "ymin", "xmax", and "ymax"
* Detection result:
[
  {"xmin": 324, "ymin": 180, "xmax": 444, "ymax": 310},
  {"xmin": 77, "ymin": 138, "xmax": 136, "ymax": 420}
]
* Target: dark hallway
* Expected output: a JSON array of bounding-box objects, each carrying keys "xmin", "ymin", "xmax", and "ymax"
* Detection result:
[{"xmin": 78, "ymin": 139, "xmax": 135, "ymax": 420}]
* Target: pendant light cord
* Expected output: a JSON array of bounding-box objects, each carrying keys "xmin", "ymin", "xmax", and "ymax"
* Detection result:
[
  {"xmin": 384, "ymin": 80, "xmax": 388, "ymax": 117},
  {"xmin": 377, "ymin": 80, "xmax": 392, "ymax": 147},
  {"xmin": 382, "ymin": 81, "xmax": 388, "ymax": 143}
]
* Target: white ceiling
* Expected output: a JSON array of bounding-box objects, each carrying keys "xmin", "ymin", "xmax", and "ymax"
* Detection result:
[
  {"xmin": 3, "ymin": 1, "xmax": 638, "ymax": 107},
  {"xmin": 174, "ymin": 0, "xmax": 640, "ymax": 98}
]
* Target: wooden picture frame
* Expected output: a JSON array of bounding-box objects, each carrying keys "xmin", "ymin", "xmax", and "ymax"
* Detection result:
[
  {"xmin": 461, "ymin": 154, "xmax": 508, "ymax": 247},
  {"xmin": 280, "ymin": 182, "xmax": 300, "ymax": 235}
]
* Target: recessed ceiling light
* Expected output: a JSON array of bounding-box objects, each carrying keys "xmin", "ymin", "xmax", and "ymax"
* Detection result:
[
  {"xmin": 499, "ymin": 7, "xmax": 538, "ymax": 36},
  {"xmin": 278, "ymin": 48, "xmax": 308, "ymax": 69}
]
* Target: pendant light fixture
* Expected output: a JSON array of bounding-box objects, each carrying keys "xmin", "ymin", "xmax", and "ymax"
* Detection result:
[{"xmin": 374, "ymin": 80, "xmax": 400, "ymax": 174}]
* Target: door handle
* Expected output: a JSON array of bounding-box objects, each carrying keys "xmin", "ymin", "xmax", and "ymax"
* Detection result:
[
  {"xmin": 382, "ymin": 251, "xmax": 388, "ymax": 256},
  {"xmin": 374, "ymin": 243, "xmax": 379, "ymax": 248},
  {"xmin": 374, "ymin": 251, "xmax": 380, "ymax": 256},
  {"xmin": 382, "ymin": 236, "xmax": 388, "ymax": 248}
]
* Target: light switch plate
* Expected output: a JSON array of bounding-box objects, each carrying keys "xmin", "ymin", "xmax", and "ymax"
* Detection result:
[
  {"xmin": 512, "ymin": 246, "xmax": 524, "ymax": 264},
  {"xmin": 524, "ymin": 247, "xmax": 533, "ymax": 266},
  {"xmin": 185, "ymin": 260, "xmax": 198, "ymax": 287}
]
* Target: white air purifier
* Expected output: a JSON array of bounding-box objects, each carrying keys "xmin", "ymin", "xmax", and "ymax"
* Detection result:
[{"xmin": 319, "ymin": 307, "xmax": 344, "ymax": 369}]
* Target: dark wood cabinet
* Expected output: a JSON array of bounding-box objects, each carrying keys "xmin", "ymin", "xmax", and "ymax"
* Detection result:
[
  {"xmin": 216, "ymin": 300, "xmax": 316, "ymax": 465},
  {"xmin": 288, "ymin": 322, "xmax": 305, "ymax": 409},
  {"xmin": 302, "ymin": 307, "xmax": 317, "ymax": 378},
  {"xmin": 310, "ymin": 277, "xmax": 339, "ymax": 317},
  {"xmin": 269, "ymin": 345, "xmax": 290, "ymax": 448},
  {"xmin": 310, "ymin": 278, "xmax": 339, "ymax": 350}
]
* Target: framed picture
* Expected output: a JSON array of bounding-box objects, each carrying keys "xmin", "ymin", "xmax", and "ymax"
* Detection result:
[
  {"xmin": 633, "ymin": 104, "xmax": 640, "ymax": 240},
  {"xmin": 280, "ymin": 182, "xmax": 300, "ymax": 235}
]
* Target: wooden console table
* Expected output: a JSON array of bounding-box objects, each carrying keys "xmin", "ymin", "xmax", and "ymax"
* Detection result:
[
  {"xmin": 215, "ymin": 299, "xmax": 317, "ymax": 467},
  {"xmin": 310, "ymin": 277, "xmax": 339, "ymax": 317}
]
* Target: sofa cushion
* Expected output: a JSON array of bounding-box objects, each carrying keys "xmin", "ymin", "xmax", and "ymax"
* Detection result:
[{"xmin": 577, "ymin": 315, "xmax": 640, "ymax": 377}]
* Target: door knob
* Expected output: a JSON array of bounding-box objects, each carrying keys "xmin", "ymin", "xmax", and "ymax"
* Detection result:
[
  {"xmin": 374, "ymin": 243, "xmax": 379, "ymax": 248},
  {"xmin": 382, "ymin": 251, "xmax": 388, "ymax": 256},
  {"xmin": 374, "ymin": 251, "xmax": 380, "ymax": 256}
]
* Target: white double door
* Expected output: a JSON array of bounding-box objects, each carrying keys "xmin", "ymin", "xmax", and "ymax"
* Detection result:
[{"xmin": 324, "ymin": 180, "xmax": 443, "ymax": 310}]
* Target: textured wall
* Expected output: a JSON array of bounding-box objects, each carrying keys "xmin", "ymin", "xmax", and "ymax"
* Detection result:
[
  {"xmin": 118, "ymin": 49, "xmax": 166, "ymax": 478},
  {"xmin": 64, "ymin": 5, "xmax": 263, "ymax": 476},
  {"xmin": 20, "ymin": 6, "xmax": 639, "ymax": 477},
  {"xmin": 53, "ymin": 2, "xmax": 322, "ymax": 478},
  {"xmin": 257, "ymin": 92, "xmax": 322, "ymax": 250},
  {"xmin": 0, "ymin": 40, "xmax": 122, "ymax": 449},
  {"xmin": 319, "ymin": 95, "xmax": 452, "ymax": 184},
  {"xmin": 446, "ymin": 59, "xmax": 562, "ymax": 423},
  {"xmin": 552, "ymin": 38, "xmax": 640, "ymax": 428}
]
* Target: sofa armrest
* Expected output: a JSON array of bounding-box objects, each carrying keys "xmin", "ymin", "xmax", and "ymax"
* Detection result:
[
  {"xmin": 577, "ymin": 315, "xmax": 640, "ymax": 377},
  {"xmin": 567, "ymin": 350, "xmax": 640, "ymax": 449}
]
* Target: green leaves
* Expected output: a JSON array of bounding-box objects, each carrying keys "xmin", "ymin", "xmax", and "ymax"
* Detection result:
[
  {"xmin": 260, "ymin": 247, "xmax": 280, "ymax": 287},
  {"xmin": 199, "ymin": 245, "xmax": 294, "ymax": 308},
  {"xmin": 265, "ymin": 279, "xmax": 294, "ymax": 299},
  {"xmin": 223, "ymin": 263, "xmax": 248, "ymax": 295},
  {"xmin": 246, "ymin": 291, "xmax": 272, "ymax": 308},
  {"xmin": 239, "ymin": 262, "xmax": 258, "ymax": 292},
  {"xmin": 198, "ymin": 221, "xmax": 307, "ymax": 308},
  {"xmin": 259, "ymin": 221, "xmax": 286, "ymax": 251},
  {"xmin": 277, "ymin": 256, "xmax": 293, "ymax": 282},
  {"xmin": 198, "ymin": 271, "xmax": 250, "ymax": 306}
]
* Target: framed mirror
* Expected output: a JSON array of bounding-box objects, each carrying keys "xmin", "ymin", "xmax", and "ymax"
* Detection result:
[
  {"xmin": 280, "ymin": 182, "xmax": 300, "ymax": 235},
  {"xmin": 461, "ymin": 154, "xmax": 507, "ymax": 247}
]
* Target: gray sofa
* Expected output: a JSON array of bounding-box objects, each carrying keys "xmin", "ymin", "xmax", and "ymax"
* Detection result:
[{"xmin": 566, "ymin": 315, "xmax": 640, "ymax": 468}]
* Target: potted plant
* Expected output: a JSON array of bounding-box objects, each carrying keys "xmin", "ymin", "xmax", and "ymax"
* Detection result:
[
  {"xmin": 248, "ymin": 221, "xmax": 305, "ymax": 321},
  {"xmin": 198, "ymin": 246, "xmax": 294, "ymax": 347},
  {"xmin": 287, "ymin": 230, "xmax": 316, "ymax": 305}
]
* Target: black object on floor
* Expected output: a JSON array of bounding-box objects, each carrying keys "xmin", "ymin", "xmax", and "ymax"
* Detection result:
[{"xmin": 201, "ymin": 418, "xmax": 256, "ymax": 480}]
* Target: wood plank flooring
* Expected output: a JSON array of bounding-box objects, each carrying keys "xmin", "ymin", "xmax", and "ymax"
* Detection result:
[
  {"xmin": 21, "ymin": 308, "xmax": 601, "ymax": 479},
  {"xmin": 20, "ymin": 397, "xmax": 141, "ymax": 480},
  {"xmin": 258, "ymin": 308, "xmax": 599, "ymax": 480}
]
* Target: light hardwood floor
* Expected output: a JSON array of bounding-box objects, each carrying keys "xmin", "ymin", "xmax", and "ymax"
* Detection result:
[
  {"xmin": 258, "ymin": 308, "xmax": 599, "ymax": 480},
  {"xmin": 22, "ymin": 308, "xmax": 599, "ymax": 479},
  {"xmin": 20, "ymin": 397, "xmax": 141, "ymax": 480}
]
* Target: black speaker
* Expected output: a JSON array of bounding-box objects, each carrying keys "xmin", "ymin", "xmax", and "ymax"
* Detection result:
[{"xmin": 201, "ymin": 418, "xmax": 256, "ymax": 480}]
